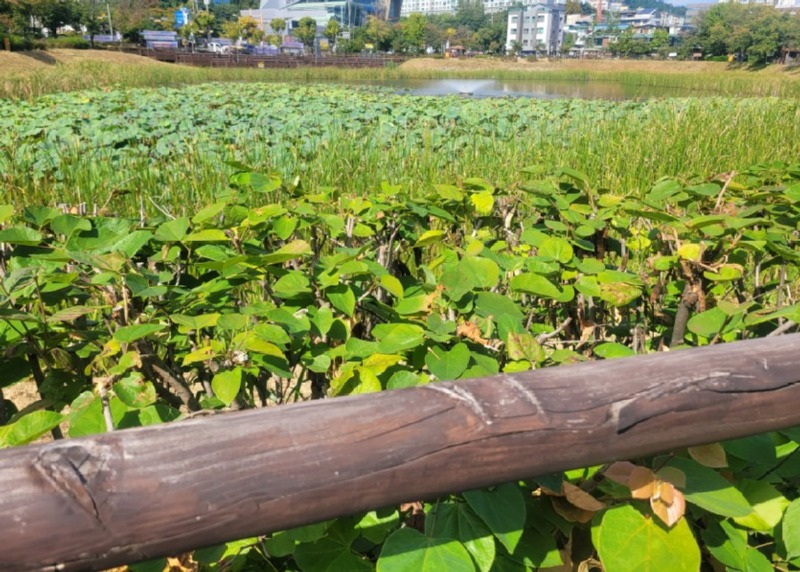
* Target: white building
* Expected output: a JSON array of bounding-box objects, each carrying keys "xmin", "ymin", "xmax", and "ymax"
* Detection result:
[
  {"xmin": 506, "ymin": 1, "xmax": 566, "ymax": 54},
  {"xmin": 401, "ymin": 0, "xmax": 562, "ymax": 17}
]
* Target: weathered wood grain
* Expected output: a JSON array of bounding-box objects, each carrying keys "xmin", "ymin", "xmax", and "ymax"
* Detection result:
[{"xmin": 2, "ymin": 334, "xmax": 800, "ymax": 571}]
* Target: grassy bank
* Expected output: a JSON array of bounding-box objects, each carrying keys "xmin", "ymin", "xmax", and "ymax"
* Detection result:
[
  {"xmin": 2, "ymin": 50, "xmax": 800, "ymax": 99},
  {"xmin": 2, "ymin": 83, "xmax": 798, "ymax": 216}
]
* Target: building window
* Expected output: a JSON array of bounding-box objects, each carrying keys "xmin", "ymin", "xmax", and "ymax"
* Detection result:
[{"xmin": 537, "ymin": 27, "xmax": 544, "ymax": 33}]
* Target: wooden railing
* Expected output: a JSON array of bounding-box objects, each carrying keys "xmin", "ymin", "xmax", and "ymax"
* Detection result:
[{"xmin": 2, "ymin": 334, "xmax": 800, "ymax": 571}]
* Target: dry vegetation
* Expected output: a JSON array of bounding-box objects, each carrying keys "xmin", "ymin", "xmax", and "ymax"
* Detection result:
[{"xmin": 0, "ymin": 48, "xmax": 166, "ymax": 77}]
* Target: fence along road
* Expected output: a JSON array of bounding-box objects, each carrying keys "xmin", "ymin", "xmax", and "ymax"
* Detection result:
[{"xmin": 2, "ymin": 334, "xmax": 800, "ymax": 570}]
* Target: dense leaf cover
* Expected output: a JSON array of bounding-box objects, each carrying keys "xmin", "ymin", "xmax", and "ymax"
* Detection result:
[{"xmin": 2, "ymin": 159, "xmax": 800, "ymax": 570}]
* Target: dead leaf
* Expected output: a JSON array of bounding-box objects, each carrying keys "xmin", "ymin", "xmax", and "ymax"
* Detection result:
[
  {"xmin": 604, "ymin": 461, "xmax": 638, "ymax": 487},
  {"xmin": 457, "ymin": 320, "xmax": 489, "ymax": 345},
  {"xmin": 551, "ymin": 496, "xmax": 595, "ymax": 524},
  {"xmin": 563, "ymin": 482, "xmax": 606, "ymax": 512},
  {"xmin": 629, "ymin": 466, "xmax": 657, "ymax": 500},
  {"xmin": 650, "ymin": 483, "xmax": 686, "ymax": 528},
  {"xmin": 688, "ymin": 443, "xmax": 728, "ymax": 468}
]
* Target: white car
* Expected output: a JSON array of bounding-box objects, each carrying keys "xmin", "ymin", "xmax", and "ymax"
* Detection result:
[{"xmin": 199, "ymin": 42, "xmax": 229, "ymax": 54}]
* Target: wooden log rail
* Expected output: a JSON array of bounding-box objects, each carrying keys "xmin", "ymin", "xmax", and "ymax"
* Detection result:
[{"xmin": 3, "ymin": 335, "xmax": 800, "ymax": 571}]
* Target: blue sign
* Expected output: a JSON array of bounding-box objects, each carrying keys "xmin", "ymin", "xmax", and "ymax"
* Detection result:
[{"xmin": 175, "ymin": 8, "xmax": 189, "ymax": 28}]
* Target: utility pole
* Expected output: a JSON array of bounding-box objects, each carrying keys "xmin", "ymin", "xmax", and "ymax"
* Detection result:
[{"xmin": 106, "ymin": 0, "xmax": 114, "ymax": 38}]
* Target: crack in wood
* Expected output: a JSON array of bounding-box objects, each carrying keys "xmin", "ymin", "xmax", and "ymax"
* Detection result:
[{"xmin": 32, "ymin": 443, "xmax": 115, "ymax": 527}]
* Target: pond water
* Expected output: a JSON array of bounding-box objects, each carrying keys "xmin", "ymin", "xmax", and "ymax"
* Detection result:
[{"xmin": 328, "ymin": 78, "xmax": 696, "ymax": 99}]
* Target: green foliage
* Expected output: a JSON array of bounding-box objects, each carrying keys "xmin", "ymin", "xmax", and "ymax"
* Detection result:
[{"xmin": 2, "ymin": 156, "xmax": 800, "ymax": 569}]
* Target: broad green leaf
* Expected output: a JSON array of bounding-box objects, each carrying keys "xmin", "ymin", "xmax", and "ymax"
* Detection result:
[
  {"xmin": 114, "ymin": 323, "xmax": 165, "ymax": 343},
  {"xmin": 599, "ymin": 282, "xmax": 641, "ymax": 307},
  {"xmin": 272, "ymin": 271, "xmax": 312, "ymax": 298},
  {"xmin": 68, "ymin": 392, "xmax": 105, "ymax": 437},
  {"xmin": 138, "ymin": 404, "xmax": 181, "ymax": 426},
  {"xmin": 463, "ymin": 483, "xmax": 525, "ymax": 553},
  {"xmin": 733, "ymin": 480, "xmax": 788, "ymax": 531},
  {"xmin": 154, "ymin": 217, "xmax": 190, "ymax": 242},
  {"xmin": 459, "ymin": 256, "xmax": 500, "ymax": 290},
  {"xmin": 113, "ymin": 373, "xmax": 156, "ymax": 409},
  {"xmin": 427, "ymin": 502, "xmax": 495, "ymax": 572},
  {"xmin": 50, "ymin": 214, "xmax": 91, "ymax": 237},
  {"xmin": 0, "ymin": 410, "xmax": 65, "ymax": 448},
  {"xmin": 0, "ymin": 204, "xmax": 13, "ymax": 223},
  {"xmin": 592, "ymin": 505, "xmax": 700, "ymax": 572},
  {"xmin": 294, "ymin": 521, "xmax": 372, "ymax": 572},
  {"xmin": 356, "ymin": 510, "xmax": 400, "ymax": 545},
  {"xmin": 261, "ymin": 240, "xmax": 311, "ymax": 264},
  {"xmin": 378, "ymin": 528, "xmax": 473, "ymax": 572},
  {"xmin": 475, "ymin": 292, "xmax": 524, "ymax": 322},
  {"xmin": 783, "ymin": 498, "xmax": 800, "ymax": 559},
  {"xmin": 594, "ymin": 343, "xmax": 635, "ymax": 359},
  {"xmin": 192, "ymin": 201, "xmax": 226, "ymax": 225},
  {"xmin": 380, "ymin": 274, "xmax": 405, "ymax": 299},
  {"xmin": 505, "ymin": 528, "xmax": 562, "ymax": 569},
  {"xmin": 687, "ymin": 307, "xmax": 727, "ymax": 338},
  {"xmin": 539, "ymin": 237, "xmax": 573, "ymax": 264},
  {"xmin": 426, "ymin": 343, "xmax": 470, "ymax": 381},
  {"xmin": 666, "ymin": 457, "xmax": 752, "ymax": 517},
  {"xmin": 510, "ymin": 273, "xmax": 562, "ymax": 299},
  {"xmin": 506, "ymin": 332, "xmax": 545, "ymax": 363},
  {"xmin": 0, "ymin": 226, "xmax": 43, "ymax": 246},
  {"xmin": 373, "ymin": 323, "xmax": 425, "ymax": 354},
  {"xmin": 212, "ymin": 368, "xmax": 242, "ymax": 407},
  {"xmin": 326, "ymin": 284, "xmax": 356, "ymax": 317}
]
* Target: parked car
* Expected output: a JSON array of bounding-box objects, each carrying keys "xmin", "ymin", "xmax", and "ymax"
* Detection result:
[{"xmin": 198, "ymin": 42, "xmax": 229, "ymax": 54}]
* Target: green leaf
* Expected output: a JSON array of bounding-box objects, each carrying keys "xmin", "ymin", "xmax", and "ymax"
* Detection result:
[
  {"xmin": 594, "ymin": 343, "xmax": 636, "ymax": 359},
  {"xmin": 733, "ymin": 480, "xmax": 789, "ymax": 531},
  {"xmin": 373, "ymin": 323, "xmax": 425, "ymax": 354},
  {"xmin": 68, "ymin": 392, "xmax": 105, "ymax": 437},
  {"xmin": 273, "ymin": 271, "xmax": 312, "ymax": 299},
  {"xmin": 426, "ymin": 343, "xmax": 470, "ymax": 381},
  {"xmin": 459, "ymin": 256, "xmax": 500, "ymax": 290},
  {"xmin": 212, "ymin": 368, "xmax": 242, "ymax": 407},
  {"xmin": 192, "ymin": 201, "xmax": 226, "ymax": 225},
  {"xmin": 0, "ymin": 204, "xmax": 13, "ymax": 224},
  {"xmin": 666, "ymin": 457, "xmax": 752, "ymax": 517},
  {"xmin": 592, "ymin": 505, "xmax": 700, "ymax": 572},
  {"xmin": 261, "ymin": 240, "xmax": 312, "ymax": 264},
  {"xmin": 0, "ymin": 226, "xmax": 43, "ymax": 246},
  {"xmin": 475, "ymin": 292, "xmax": 524, "ymax": 322},
  {"xmin": 50, "ymin": 214, "xmax": 91, "ymax": 237},
  {"xmin": 687, "ymin": 307, "xmax": 727, "ymax": 338},
  {"xmin": 510, "ymin": 273, "xmax": 562, "ymax": 299},
  {"xmin": 380, "ymin": 274, "xmax": 405, "ymax": 299},
  {"xmin": 154, "ymin": 217, "xmax": 190, "ymax": 242},
  {"xmin": 47, "ymin": 305, "xmax": 96, "ymax": 323},
  {"xmin": 114, "ymin": 323, "xmax": 166, "ymax": 343},
  {"xmin": 356, "ymin": 510, "xmax": 400, "ymax": 544},
  {"xmin": 538, "ymin": 236, "xmax": 573, "ymax": 264},
  {"xmin": 783, "ymin": 498, "xmax": 800, "ymax": 559},
  {"xmin": 506, "ymin": 332, "xmax": 545, "ymax": 363},
  {"xmin": 463, "ymin": 483, "xmax": 525, "ymax": 553},
  {"xmin": 0, "ymin": 410, "xmax": 65, "ymax": 448},
  {"xmin": 113, "ymin": 373, "xmax": 156, "ymax": 409},
  {"xmin": 326, "ymin": 284, "xmax": 356, "ymax": 317},
  {"xmin": 427, "ymin": 502, "xmax": 495, "ymax": 572},
  {"xmin": 378, "ymin": 528, "xmax": 474, "ymax": 572},
  {"xmin": 294, "ymin": 521, "xmax": 372, "ymax": 572}
]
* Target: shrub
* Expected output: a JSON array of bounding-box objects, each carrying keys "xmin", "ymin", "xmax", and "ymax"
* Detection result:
[{"xmin": 45, "ymin": 35, "xmax": 90, "ymax": 50}]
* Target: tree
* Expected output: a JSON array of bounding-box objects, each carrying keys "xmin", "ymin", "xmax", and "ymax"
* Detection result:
[
  {"xmin": 402, "ymin": 12, "xmax": 426, "ymax": 53},
  {"xmin": 365, "ymin": 15, "xmax": 392, "ymax": 51},
  {"xmin": 324, "ymin": 17, "xmax": 339, "ymax": 46},
  {"xmin": 295, "ymin": 16, "xmax": 317, "ymax": 50},
  {"xmin": 454, "ymin": 0, "xmax": 485, "ymax": 31},
  {"xmin": 270, "ymin": 17, "xmax": 285, "ymax": 36},
  {"xmin": 29, "ymin": 0, "xmax": 81, "ymax": 37},
  {"xmin": 221, "ymin": 15, "xmax": 263, "ymax": 43},
  {"xmin": 565, "ymin": 0, "xmax": 582, "ymax": 16}
]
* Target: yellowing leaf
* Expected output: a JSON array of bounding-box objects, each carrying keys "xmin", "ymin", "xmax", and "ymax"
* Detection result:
[
  {"xmin": 414, "ymin": 230, "xmax": 446, "ymax": 248},
  {"xmin": 470, "ymin": 191, "xmax": 494, "ymax": 215},
  {"xmin": 677, "ymin": 243, "xmax": 702, "ymax": 262},
  {"xmin": 688, "ymin": 443, "xmax": 728, "ymax": 468},
  {"xmin": 604, "ymin": 461, "xmax": 638, "ymax": 487}
]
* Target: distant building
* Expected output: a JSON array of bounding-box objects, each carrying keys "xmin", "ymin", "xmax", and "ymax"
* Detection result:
[
  {"xmin": 401, "ymin": 0, "xmax": 563, "ymax": 16},
  {"xmin": 242, "ymin": 0, "xmax": 401, "ymax": 31},
  {"xmin": 506, "ymin": 1, "xmax": 566, "ymax": 54}
]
